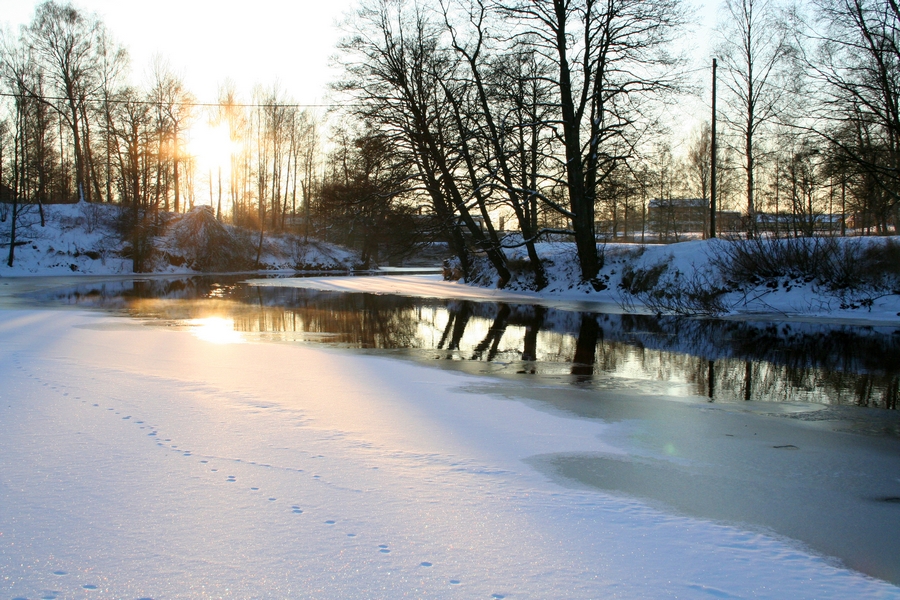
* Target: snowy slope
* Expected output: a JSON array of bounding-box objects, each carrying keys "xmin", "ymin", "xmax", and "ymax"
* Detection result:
[{"xmin": 0, "ymin": 202, "xmax": 360, "ymax": 276}]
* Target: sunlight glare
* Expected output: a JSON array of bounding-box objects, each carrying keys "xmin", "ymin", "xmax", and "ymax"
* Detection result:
[
  {"xmin": 190, "ymin": 316, "xmax": 244, "ymax": 344},
  {"xmin": 187, "ymin": 122, "xmax": 234, "ymax": 174}
]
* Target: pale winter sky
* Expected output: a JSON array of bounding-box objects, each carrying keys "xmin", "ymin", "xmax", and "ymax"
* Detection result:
[
  {"xmin": 0, "ymin": 0, "xmax": 359, "ymax": 105},
  {"xmin": 1, "ymin": 0, "xmax": 720, "ymax": 111}
]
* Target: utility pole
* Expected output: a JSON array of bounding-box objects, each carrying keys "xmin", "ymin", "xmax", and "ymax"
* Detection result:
[{"xmin": 710, "ymin": 57, "xmax": 718, "ymax": 239}]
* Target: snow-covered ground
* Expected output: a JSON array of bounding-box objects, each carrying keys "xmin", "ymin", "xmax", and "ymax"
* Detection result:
[
  {"xmin": 0, "ymin": 202, "xmax": 359, "ymax": 276},
  {"xmin": 1, "ymin": 296, "xmax": 900, "ymax": 598},
  {"xmin": 475, "ymin": 238, "xmax": 900, "ymax": 325}
]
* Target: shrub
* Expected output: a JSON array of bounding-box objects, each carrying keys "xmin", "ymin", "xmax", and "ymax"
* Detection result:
[
  {"xmin": 169, "ymin": 206, "xmax": 255, "ymax": 272},
  {"xmin": 712, "ymin": 236, "xmax": 900, "ymax": 296},
  {"xmin": 619, "ymin": 260, "xmax": 730, "ymax": 316}
]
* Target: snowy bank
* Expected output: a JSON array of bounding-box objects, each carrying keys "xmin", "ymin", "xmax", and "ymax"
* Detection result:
[
  {"xmin": 450, "ymin": 237, "xmax": 900, "ymax": 325},
  {"xmin": 0, "ymin": 202, "xmax": 361, "ymax": 276}
]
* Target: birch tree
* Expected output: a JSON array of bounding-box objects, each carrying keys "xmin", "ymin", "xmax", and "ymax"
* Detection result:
[{"xmin": 717, "ymin": 0, "xmax": 791, "ymax": 232}]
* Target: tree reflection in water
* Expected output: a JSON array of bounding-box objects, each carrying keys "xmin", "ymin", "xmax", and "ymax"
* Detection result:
[{"xmin": 29, "ymin": 275, "xmax": 900, "ymax": 409}]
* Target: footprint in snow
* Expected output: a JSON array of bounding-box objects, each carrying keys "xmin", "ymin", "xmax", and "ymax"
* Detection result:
[{"xmin": 378, "ymin": 544, "xmax": 390, "ymax": 553}]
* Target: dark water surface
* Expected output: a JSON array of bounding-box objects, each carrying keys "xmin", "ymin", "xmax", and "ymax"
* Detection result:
[{"xmin": 21, "ymin": 274, "xmax": 900, "ymax": 414}]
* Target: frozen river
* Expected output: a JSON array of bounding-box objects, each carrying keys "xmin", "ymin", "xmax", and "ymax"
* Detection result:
[{"xmin": 1, "ymin": 274, "xmax": 899, "ymax": 598}]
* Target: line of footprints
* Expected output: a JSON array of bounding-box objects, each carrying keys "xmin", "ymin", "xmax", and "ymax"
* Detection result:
[{"xmin": 9, "ymin": 358, "xmax": 509, "ymax": 599}]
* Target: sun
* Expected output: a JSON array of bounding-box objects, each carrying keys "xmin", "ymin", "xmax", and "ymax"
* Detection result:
[{"xmin": 187, "ymin": 121, "xmax": 234, "ymax": 175}]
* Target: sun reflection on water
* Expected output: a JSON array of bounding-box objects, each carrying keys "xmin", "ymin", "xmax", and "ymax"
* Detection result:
[{"xmin": 190, "ymin": 316, "xmax": 244, "ymax": 344}]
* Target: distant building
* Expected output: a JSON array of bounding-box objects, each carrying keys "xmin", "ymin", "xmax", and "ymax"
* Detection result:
[
  {"xmin": 755, "ymin": 212, "xmax": 846, "ymax": 234},
  {"xmin": 646, "ymin": 198, "xmax": 742, "ymax": 240},
  {"xmin": 648, "ymin": 198, "xmax": 706, "ymax": 240}
]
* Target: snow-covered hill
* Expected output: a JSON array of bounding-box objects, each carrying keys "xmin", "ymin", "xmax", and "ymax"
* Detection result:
[{"xmin": 0, "ymin": 202, "xmax": 361, "ymax": 276}]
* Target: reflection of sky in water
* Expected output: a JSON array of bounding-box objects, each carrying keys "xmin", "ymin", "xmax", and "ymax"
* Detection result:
[{"xmin": 23, "ymin": 275, "xmax": 900, "ymax": 410}]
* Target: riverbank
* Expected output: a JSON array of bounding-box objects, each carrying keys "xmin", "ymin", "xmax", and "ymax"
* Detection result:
[
  {"xmin": 0, "ymin": 201, "xmax": 360, "ymax": 276},
  {"xmin": 4, "ymin": 203, "xmax": 898, "ymax": 324}
]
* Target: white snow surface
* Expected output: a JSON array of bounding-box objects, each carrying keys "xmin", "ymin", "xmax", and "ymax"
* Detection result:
[{"xmin": 1, "ymin": 308, "xmax": 899, "ymax": 599}]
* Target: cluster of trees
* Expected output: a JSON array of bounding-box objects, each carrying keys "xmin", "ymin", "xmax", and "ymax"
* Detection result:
[
  {"xmin": 2, "ymin": 0, "xmax": 898, "ymax": 283},
  {"xmin": 336, "ymin": 0, "xmax": 899, "ymax": 287},
  {"xmin": 337, "ymin": 0, "xmax": 687, "ymax": 287},
  {"xmin": 714, "ymin": 0, "xmax": 900, "ymax": 238},
  {"xmin": 0, "ymin": 1, "xmax": 372, "ymax": 269}
]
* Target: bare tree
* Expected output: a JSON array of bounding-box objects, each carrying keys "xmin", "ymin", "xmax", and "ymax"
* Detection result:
[
  {"xmin": 23, "ymin": 1, "xmax": 108, "ymax": 202},
  {"xmin": 150, "ymin": 59, "xmax": 194, "ymax": 213},
  {"xmin": 717, "ymin": 0, "xmax": 791, "ymax": 232},
  {"xmin": 440, "ymin": 0, "xmax": 551, "ymax": 288},
  {"xmin": 337, "ymin": 0, "xmax": 512, "ymax": 284},
  {"xmin": 96, "ymin": 27, "xmax": 128, "ymax": 205},
  {"xmin": 498, "ymin": 0, "xmax": 687, "ymax": 281},
  {"xmin": 109, "ymin": 86, "xmax": 155, "ymax": 270},
  {"xmin": 797, "ymin": 0, "xmax": 900, "ymax": 232}
]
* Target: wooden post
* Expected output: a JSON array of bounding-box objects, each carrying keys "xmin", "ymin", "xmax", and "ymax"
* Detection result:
[{"xmin": 710, "ymin": 58, "xmax": 718, "ymax": 239}]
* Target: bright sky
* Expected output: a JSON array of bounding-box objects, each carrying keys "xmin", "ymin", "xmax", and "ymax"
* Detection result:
[
  {"xmin": 1, "ymin": 0, "xmax": 721, "ymax": 106},
  {"xmin": 0, "ymin": 0, "xmax": 360, "ymax": 105},
  {"xmin": 0, "ymin": 0, "xmax": 721, "ymax": 172}
]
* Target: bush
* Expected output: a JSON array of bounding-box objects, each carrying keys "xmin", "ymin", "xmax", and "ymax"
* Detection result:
[
  {"xmin": 619, "ymin": 260, "xmax": 730, "ymax": 316},
  {"xmin": 169, "ymin": 206, "xmax": 255, "ymax": 272},
  {"xmin": 712, "ymin": 236, "xmax": 900, "ymax": 296}
]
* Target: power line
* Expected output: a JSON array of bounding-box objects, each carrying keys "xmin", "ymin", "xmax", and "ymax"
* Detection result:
[{"xmin": 0, "ymin": 92, "xmax": 358, "ymax": 109}]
